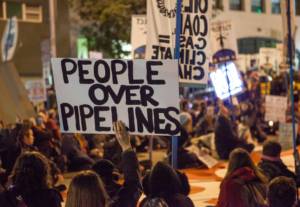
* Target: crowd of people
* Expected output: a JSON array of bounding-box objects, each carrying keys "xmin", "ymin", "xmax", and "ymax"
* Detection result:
[{"xmin": 0, "ymin": 70, "xmax": 299, "ymax": 206}]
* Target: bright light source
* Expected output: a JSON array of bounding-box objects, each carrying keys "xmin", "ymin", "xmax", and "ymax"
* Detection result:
[
  {"xmin": 269, "ymin": 121, "xmax": 274, "ymax": 127},
  {"xmin": 209, "ymin": 62, "xmax": 243, "ymax": 100}
]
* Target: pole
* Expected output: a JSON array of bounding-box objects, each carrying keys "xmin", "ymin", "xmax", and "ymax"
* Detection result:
[
  {"xmin": 172, "ymin": 0, "xmax": 182, "ymax": 169},
  {"xmin": 287, "ymin": 0, "xmax": 300, "ymax": 199},
  {"xmin": 49, "ymin": 0, "xmax": 57, "ymax": 57}
]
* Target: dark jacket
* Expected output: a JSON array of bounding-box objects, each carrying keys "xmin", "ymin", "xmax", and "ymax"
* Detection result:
[
  {"xmin": 140, "ymin": 162, "xmax": 194, "ymax": 207},
  {"xmin": 258, "ymin": 158, "xmax": 297, "ymax": 184},
  {"xmin": 217, "ymin": 167, "xmax": 267, "ymax": 207},
  {"xmin": 215, "ymin": 115, "xmax": 253, "ymax": 159},
  {"xmin": 0, "ymin": 187, "xmax": 62, "ymax": 207},
  {"xmin": 111, "ymin": 150, "xmax": 142, "ymax": 207}
]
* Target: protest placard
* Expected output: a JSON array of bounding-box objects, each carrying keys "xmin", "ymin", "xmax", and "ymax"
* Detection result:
[
  {"xmin": 278, "ymin": 123, "xmax": 296, "ymax": 150},
  {"xmin": 265, "ymin": 95, "xmax": 287, "ymax": 123},
  {"xmin": 146, "ymin": 0, "xmax": 210, "ymax": 85},
  {"xmin": 25, "ymin": 80, "xmax": 47, "ymax": 104},
  {"xmin": 51, "ymin": 59, "xmax": 181, "ymax": 136},
  {"xmin": 131, "ymin": 15, "xmax": 147, "ymax": 59},
  {"xmin": 210, "ymin": 20, "xmax": 237, "ymax": 64}
]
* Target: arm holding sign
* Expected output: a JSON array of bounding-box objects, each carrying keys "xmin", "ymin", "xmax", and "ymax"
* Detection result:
[{"xmin": 111, "ymin": 121, "xmax": 142, "ymax": 207}]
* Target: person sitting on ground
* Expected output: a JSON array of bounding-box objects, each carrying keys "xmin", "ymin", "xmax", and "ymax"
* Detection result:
[
  {"xmin": 258, "ymin": 140, "xmax": 298, "ymax": 184},
  {"xmin": 168, "ymin": 112, "xmax": 203, "ymax": 169},
  {"xmin": 66, "ymin": 121, "xmax": 142, "ymax": 207},
  {"xmin": 217, "ymin": 148, "xmax": 268, "ymax": 207},
  {"xmin": 92, "ymin": 159, "xmax": 121, "ymax": 199},
  {"xmin": 215, "ymin": 103, "xmax": 254, "ymax": 160},
  {"xmin": 140, "ymin": 161, "xmax": 194, "ymax": 207},
  {"xmin": 0, "ymin": 152, "xmax": 62, "ymax": 207},
  {"xmin": 267, "ymin": 176, "xmax": 297, "ymax": 207}
]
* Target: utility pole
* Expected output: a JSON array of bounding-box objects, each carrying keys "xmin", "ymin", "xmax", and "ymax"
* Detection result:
[{"xmin": 49, "ymin": 0, "xmax": 57, "ymax": 57}]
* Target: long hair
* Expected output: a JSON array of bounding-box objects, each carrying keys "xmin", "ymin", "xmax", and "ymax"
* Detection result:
[
  {"xmin": 10, "ymin": 152, "xmax": 51, "ymax": 194},
  {"xmin": 225, "ymin": 148, "xmax": 267, "ymax": 183},
  {"xmin": 66, "ymin": 170, "xmax": 109, "ymax": 207}
]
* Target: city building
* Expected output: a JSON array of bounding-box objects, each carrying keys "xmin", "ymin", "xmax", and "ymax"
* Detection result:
[
  {"xmin": 0, "ymin": 0, "xmax": 71, "ymax": 79},
  {"xmin": 213, "ymin": 0, "xmax": 300, "ymax": 70}
]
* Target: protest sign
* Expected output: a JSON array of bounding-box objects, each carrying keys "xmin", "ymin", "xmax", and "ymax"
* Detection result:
[
  {"xmin": 51, "ymin": 59, "xmax": 181, "ymax": 136},
  {"xmin": 25, "ymin": 80, "xmax": 47, "ymax": 104},
  {"xmin": 210, "ymin": 20, "xmax": 237, "ymax": 64},
  {"xmin": 278, "ymin": 123, "xmax": 296, "ymax": 150},
  {"xmin": 265, "ymin": 95, "xmax": 287, "ymax": 123},
  {"xmin": 146, "ymin": 0, "xmax": 210, "ymax": 85},
  {"xmin": 131, "ymin": 15, "xmax": 147, "ymax": 59}
]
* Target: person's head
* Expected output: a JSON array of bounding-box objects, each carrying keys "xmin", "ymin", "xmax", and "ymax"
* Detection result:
[
  {"xmin": 148, "ymin": 162, "xmax": 182, "ymax": 198},
  {"xmin": 18, "ymin": 124, "xmax": 34, "ymax": 146},
  {"xmin": 262, "ymin": 140, "xmax": 282, "ymax": 158},
  {"xmin": 268, "ymin": 176, "xmax": 297, "ymax": 207},
  {"xmin": 11, "ymin": 152, "xmax": 50, "ymax": 193},
  {"xmin": 66, "ymin": 170, "xmax": 109, "ymax": 207},
  {"xmin": 92, "ymin": 159, "xmax": 116, "ymax": 182},
  {"xmin": 226, "ymin": 148, "xmax": 267, "ymax": 183},
  {"xmin": 179, "ymin": 112, "xmax": 192, "ymax": 133}
]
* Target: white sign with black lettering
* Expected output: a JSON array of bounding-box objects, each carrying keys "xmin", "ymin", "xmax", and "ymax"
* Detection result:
[
  {"xmin": 146, "ymin": 0, "xmax": 210, "ymax": 85},
  {"xmin": 51, "ymin": 59, "xmax": 181, "ymax": 136},
  {"xmin": 265, "ymin": 95, "xmax": 287, "ymax": 123}
]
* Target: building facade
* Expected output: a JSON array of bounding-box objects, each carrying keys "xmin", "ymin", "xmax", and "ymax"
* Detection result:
[
  {"xmin": 213, "ymin": 0, "xmax": 300, "ymax": 70},
  {"xmin": 0, "ymin": 0, "xmax": 71, "ymax": 78}
]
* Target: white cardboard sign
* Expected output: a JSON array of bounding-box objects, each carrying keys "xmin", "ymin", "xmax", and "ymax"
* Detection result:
[{"xmin": 51, "ymin": 58, "xmax": 181, "ymax": 136}]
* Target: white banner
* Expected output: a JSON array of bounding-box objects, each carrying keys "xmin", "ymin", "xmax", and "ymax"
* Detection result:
[
  {"xmin": 210, "ymin": 20, "xmax": 237, "ymax": 64},
  {"xmin": 131, "ymin": 15, "xmax": 147, "ymax": 59},
  {"xmin": 146, "ymin": 0, "xmax": 210, "ymax": 85},
  {"xmin": 25, "ymin": 80, "xmax": 47, "ymax": 104},
  {"xmin": 265, "ymin": 95, "xmax": 287, "ymax": 123},
  {"xmin": 51, "ymin": 58, "xmax": 181, "ymax": 136}
]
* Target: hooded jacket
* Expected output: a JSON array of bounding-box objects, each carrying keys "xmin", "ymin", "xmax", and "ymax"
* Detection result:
[
  {"xmin": 140, "ymin": 162, "xmax": 194, "ymax": 207},
  {"xmin": 217, "ymin": 167, "xmax": 267, "ymax": 207}
]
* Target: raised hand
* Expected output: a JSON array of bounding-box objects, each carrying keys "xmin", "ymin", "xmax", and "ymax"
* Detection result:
[{"xmin": 113, "ymin": 121, "xmax": 131, "ymax": 152}]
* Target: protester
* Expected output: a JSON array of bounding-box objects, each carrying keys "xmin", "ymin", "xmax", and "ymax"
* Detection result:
[
  {"xmin": 92, "ymin": 159, "xmax": 121, "ymax": 198},
  {"xmin": 65, "ymin": 170, "xmax": 109, "ymax": 207},
  {"xmin": 140, "ymin": 161, "xmax": 194, "ymax": 207},
  {"xmin": 215, "ymin": 104, "xmax": 254, "ymax": 159},
  {"xmin": 66, "ymin": 121, "xmax": 142, "ymax": 207},
  {"xmin": 258, "ymin": 140, "xmax": 297, "ymax": 184},
  {"xmin": 0, "ymin": 152, "xmax": 62, "ymax": 207},
  {"xmin": 267, "ymin": 176, "xmax": 297, "ymax": 207},
  {"xmin": 217, "ymin": 148, "xmax": 267, "ymax": 207}
]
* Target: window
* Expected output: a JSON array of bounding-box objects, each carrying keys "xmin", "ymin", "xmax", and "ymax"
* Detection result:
[
  {"xmin": 23, "ymin": 4, "xmax": 42, "ymax": 22},
  {"xmin": 272, "ymin": 0, "xmax": 280, "ymax": 14},
  {"xmin": 252, "ymin": 0, "xmax": 265, "ymax": 13},
  {"xmin": 296, "ymin": 0, "xmax": 300, "ymax": 15},
  {"xmin": 214, "ymin": 0, "xmax": 223, "ymax": 10},
  {"xmin": 230, "ymin": 0, "xmax": 244, "ymax": 11},
  {"xmin": 238, "ymin": 37, "xmax": 279, "ymax": 54},
  {"xmin": 6, "ymin": 2, "xmax": 22, "ymax": 19}
]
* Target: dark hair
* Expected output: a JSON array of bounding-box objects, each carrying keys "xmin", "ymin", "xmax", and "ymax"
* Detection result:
[
  {"xmin": 66, "ymin": 170, "xmax": 109, "ymax": 207},
  {"xmin": 11, "ymin": 152, "xmax": 51, "ymax": 194},
  {"xmin": 263, "ymin": 140, "xmax": 282, "ymax": 157},
  {"xmin": 225, "ymin": 148, "xmax": 267, "ymax": 183},
  {"xmin": 149, "ymin": 162, "xmax": 181, "ymax": 198},
  {"xmin": 268, "ymin": 176, "xmax": 297, "ymax": 207}
]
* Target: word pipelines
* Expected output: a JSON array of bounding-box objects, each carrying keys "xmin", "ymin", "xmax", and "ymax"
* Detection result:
[{"xmin": 60, "ymin": 104, "xmax": 181, "ymax": 135}]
